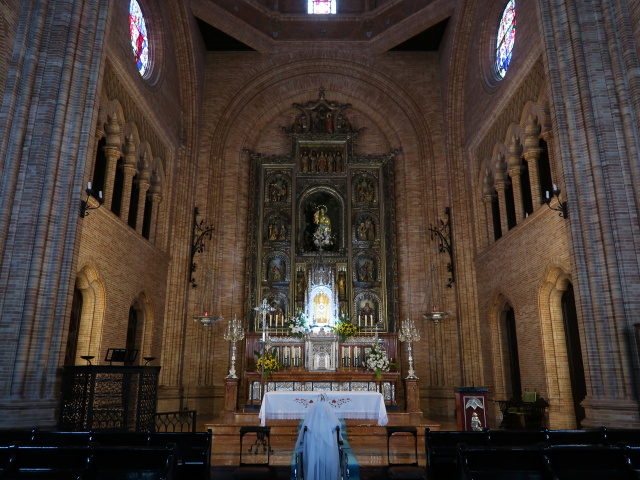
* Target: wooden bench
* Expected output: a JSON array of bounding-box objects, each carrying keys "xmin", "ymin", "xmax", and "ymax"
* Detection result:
[
  {"xmin": 605, "ymin": 429, "xmax": 640, "ymax": 447},
  {"xmin": 457, "ymin": 444, "xmax": 553, "ymax": 480},
  {"xmin": 546, "ymin": 428, "xmax": 607, "ymax": 446},
  {"xmin": 543, "ymin": 444, "xmax": 637, "ymax": 480},
  {"xmin": 486, "ymin": 428, "xmax": 548, "ymax": 447},
  {"xmin": 424, "ymin": 429, "xmax": 489, "ymax": 480},
  {"xmin": 0, "ymin": 430, "xmax": 210, "ymax": 480},
  {"xmin": 86, "ymin": 444, "xmax": 177, "ymax": 480},
  {"xmin": 0, "ymin": 444, "xmax": 177, "ymax": 480},
  {"xmin": 0, "ymin": 445, "xmax": 94, "ymax": 479}
]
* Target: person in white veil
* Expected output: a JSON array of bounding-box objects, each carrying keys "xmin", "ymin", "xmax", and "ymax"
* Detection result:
[{"xmin": 294, "ymin": 395, "xmax": 342, "ymax": 480}]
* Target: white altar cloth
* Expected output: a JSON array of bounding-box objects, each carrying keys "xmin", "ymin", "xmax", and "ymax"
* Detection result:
[{"xmin": 259, "ymin": 391, "xmax": 388, "ymax": 426}]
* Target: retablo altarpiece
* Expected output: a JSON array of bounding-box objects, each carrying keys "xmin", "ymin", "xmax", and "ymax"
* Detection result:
[{"xmin": 243, "ymin": 90, "xmax": 401, "ymax": 405}]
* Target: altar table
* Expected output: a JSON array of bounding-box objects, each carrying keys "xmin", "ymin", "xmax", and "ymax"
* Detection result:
[{"xmin": 259, "ymin": 391, "xmax": 388, "ymax": 426}]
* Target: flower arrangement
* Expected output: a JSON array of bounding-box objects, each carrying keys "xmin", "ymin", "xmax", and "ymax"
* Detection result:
[
  {"xmin": 254, "ymin": 348, "xmax": 282, "ymax": 379},
  {"xmin": 313, "ymin": 230, "xmax": 334, "ymax": 249},
  {"xmin": 285, "ymin": 310, "xmax": 308, "ymax": 338},
  {"xmin": 364, "ymin": 343, "xmax": 396, "ymax": 380},
  {"xmin": 334, "ymin": 316, "xmax": 359, "ymax": 342}
]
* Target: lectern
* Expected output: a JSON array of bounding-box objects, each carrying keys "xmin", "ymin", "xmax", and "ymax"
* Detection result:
[{"xmin": 454, "ymin": 386, "xmax": 489, "ymax": 431}]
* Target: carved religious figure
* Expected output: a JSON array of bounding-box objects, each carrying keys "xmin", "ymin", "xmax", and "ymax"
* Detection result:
[
  {"xmin": 314, "ymin": 205, "xmax": 331, "ymax": 238},
  {"xmin": 296, "ymin": 270, "xmax": 307, "ymax": 301}
]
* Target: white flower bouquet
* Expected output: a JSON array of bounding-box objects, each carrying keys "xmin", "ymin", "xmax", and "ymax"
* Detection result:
[
  {"xmin": 285, "ymin": 310, "xmax": 308, "ymax": 338},
  {"xmin": 364, "ymin": 343, "xmax": 396, "ymax": 380}
]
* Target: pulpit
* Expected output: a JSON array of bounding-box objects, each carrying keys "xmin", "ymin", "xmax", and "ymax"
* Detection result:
[{"xmin": 454, "ymin": 386, "xmax": 489, "ymax": 431}]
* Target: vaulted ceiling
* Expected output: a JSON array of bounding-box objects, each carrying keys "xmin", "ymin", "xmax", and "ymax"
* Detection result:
[{"xmin": 191, "ymin": 0, "xmax": 452, "ymax": 52}]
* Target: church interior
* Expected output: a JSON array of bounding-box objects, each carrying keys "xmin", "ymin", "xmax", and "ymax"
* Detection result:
[{"xmin": 2, "ymin": 0, "xmax": 640, "ymax": 477}]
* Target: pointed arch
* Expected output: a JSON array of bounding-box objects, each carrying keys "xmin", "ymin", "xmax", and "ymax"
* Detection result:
[
  {"xmin": 539, "ymin": 260, "xmax": 579, "ymax": 428},
  {"xmin": 74, "ymin": 264, "xmax": 106, "ymax": 364}
]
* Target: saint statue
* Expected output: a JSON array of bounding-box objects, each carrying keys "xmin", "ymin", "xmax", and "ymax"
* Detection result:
[{"xmin": 313, "ymin": 205, "xmax": 331, "ymax": 237}]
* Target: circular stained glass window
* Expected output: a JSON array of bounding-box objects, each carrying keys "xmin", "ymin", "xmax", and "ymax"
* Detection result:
[
  {"xmin": 129, "ymin": 0, "xmax": 149, "ymax": 77},
  {"xmin": 496, "ymin": 0, "xmax": 516, "ymax": 79}
]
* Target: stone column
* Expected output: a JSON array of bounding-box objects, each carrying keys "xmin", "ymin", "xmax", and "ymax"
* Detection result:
[
  {"xmin": 120, "ymin": 135, "xmax": 137, "ymax": 224},
  {"xmin": 103, "ymin": 114, "xmax": 122, "ymax": 211},
  {"xmin": 0, "ymin": 0, "xmax": 111, "ymax": 427},
  {"xmin": 539, "ymin": 0, "xmax": 640, "ymax": 427},
  {"xmin": 482, "ymin": 194, "xmax": 495, "ymax": 245},
  {"xmin": 523, "ymin": 115, "xmax": 543, "ymax": 208},
  {"xmin": 507, "ymin": 136, "xmax": 524, "ymax": 224},
  {"xmin": 135, "ymin": 161, "xmax": 150, "ymax": 235},
  {"xmin": 494, "ymin": 156, "xmax": 509, "ymax": 236},
  {"xmin": 148, "ymin": 183, "xmax": 163, "ymax": 245}
]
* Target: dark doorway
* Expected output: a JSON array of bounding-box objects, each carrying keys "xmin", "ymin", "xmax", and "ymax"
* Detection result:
[
  {"xmin": 505, "ymin": 305, "xmax": 522, "ymax": 398},
  {"xmin": 562, "ymin": 283, "xmax": 587, "ymax": 427},
  {"xmin": 126, "ymin": 306, "xmax": 139, "ymax": 361},
  {"xmin": 64, "ymin": 287, "xmax": 83, "ymax": 366}
]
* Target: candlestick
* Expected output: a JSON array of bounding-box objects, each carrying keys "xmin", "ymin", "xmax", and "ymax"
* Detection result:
[
  {"xmin": 223, "ymin": 314, "xmax": 245, "ymax": 379},
  {"xmin": 398, "ymin": 317, "xmax": 420, "ymax": 379}
]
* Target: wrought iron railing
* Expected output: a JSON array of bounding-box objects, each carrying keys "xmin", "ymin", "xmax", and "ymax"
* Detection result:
[
  {"xmin": 58, "ymin": 365, "xmax": 160, "ymax": 432},
  {"xmin": 154, "ymin": 410, "xmax": 197, "ymax": 433}
]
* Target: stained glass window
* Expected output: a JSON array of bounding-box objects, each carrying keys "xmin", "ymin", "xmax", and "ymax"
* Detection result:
[
  {"xmin": 130, "ymin": 0, "xmax": 149, "ymax": 77},
  {"xmin": 496, "ymin": 0, "xmax": 516, "ymax": 79},
  {"xmin": 308, "ymin": 0, "xmax": 336, "ymax": 14}
]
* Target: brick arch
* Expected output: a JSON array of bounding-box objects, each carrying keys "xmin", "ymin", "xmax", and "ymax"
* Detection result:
[
  {"xmin": 75, "ymin": 263, "xmax": 106, "ymax": 364},
  {"xmin": 130, "ymin": 290, "xmax": 155, "ymax": 362},
  {"xmin": 489, "ymin": 292, "xmax": 517, "ymax": 402},
  {"xmin": 539, "ymin": 261, "xmax": 577, "ymax": 428},
  {"xmin": 198, "ymin": 54, "xmax": 441, "ymax": 335}
]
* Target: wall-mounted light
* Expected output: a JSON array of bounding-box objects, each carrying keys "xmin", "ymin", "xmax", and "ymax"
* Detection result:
[
  {"xmin": 80, "ymin": 182, "xmax": 103, "ymax": 217},
  {"xmin": 544, "ymin": 185, "xmax": 569, "ymax": 219}
]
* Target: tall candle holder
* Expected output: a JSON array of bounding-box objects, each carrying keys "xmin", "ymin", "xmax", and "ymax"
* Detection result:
[
  {"xmin": 254, "ymin": 299, "xmax": 276, "ymax": 399},
  {"xmin": 224, "ymin": 314, "xmax": 245, "ymax": 379},
  {"xmin": 398, "ymin": 317, "xmax": 420, "ymax": 379}
]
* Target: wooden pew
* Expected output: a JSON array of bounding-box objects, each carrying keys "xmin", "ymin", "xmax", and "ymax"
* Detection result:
[
  {"xmin": 147, "ymin": 432, "xmax": 211, "ymax": 480},
  {"xmin": 605, "ymin": 429, "xmax": 640, "ymax": 447},
  {"xmin": 545, "ymin": 428, "xmax": 607, "ymax": 446},
  {"xmin": 0, "ymin": 430, "xmax": 36, "ymax": 446},
  {"xmin": 0, "ymin": 430, "xmax": 210, "ymax": 480},
  {"xmin": 457, "ymin": 444, "xmax": 554, "ymax": 480},
  {"xmin": 424, "ymin": 429, "xmax": 488, "ymax": 480},
  {"xmin": 85, "ymin": 444, "xmax": 177, "ymax": 480},
  {"xmin": 543, "ymin": 444, "xmax": 637, "ymax": 480},
  {"xmin": 0, "ymin": 445, "xmax": 93, "ymax": 479},
  {"xmin": 486, "ymin": 429, "xmax": 548, "ymax": 447}
]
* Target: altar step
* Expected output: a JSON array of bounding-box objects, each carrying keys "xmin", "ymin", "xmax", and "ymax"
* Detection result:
[{"xmin": 205, "ymin": 412, "xmax": 442, "ymax": 479}]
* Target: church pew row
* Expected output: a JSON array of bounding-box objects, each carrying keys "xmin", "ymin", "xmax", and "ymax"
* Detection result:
[
  {"xmin": 0, "ymin": 444, "xmax": 176, "ymax": 480},
  {"xmin": 457, "ymin": 444, "xmax": 640, "ymax": 480},
  {"xmin": 425, "ymin": 428, "xmax": 640, "ymax": 480},
  {"xmin": 0, "ymin": 430, "xmax": 211, "ymax": 480}
]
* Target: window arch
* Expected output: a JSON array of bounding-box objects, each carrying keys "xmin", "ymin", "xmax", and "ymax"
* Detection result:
[
  {"xmin": 308, "ymin": 0, "xmax": 336, "ymax": 14},
  {"xmin": 129, "ymin": 0, "xmax": 150, "ymax": 78},
  {"xmin": 496, "ymin": 0, "xmax": 516, "ymax": 79}
]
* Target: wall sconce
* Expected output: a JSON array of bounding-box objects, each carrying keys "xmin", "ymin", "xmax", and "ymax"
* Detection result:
[
  {"xmin": 544, "ymin": 185, "xmax": 569, "ymax": 219},
  {"xmin": 428, "ymin": 207, "xmax": 454, "ymax": 288},
  {"xmin": 80, "ymin": 182, "xmax": 103, "ymax": 217},
  {"xmin": 190, "ymin": 207, "xmax": 215, "ymax": 288},
  {"xmin": 193, "ymin": 270, "xmax": 222, "ymax": 326}
]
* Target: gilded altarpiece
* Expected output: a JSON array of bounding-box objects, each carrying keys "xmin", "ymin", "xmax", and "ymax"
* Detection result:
[{"xmin": 243, "ymin": 91, "xmax": 399, "ymax": 405}]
